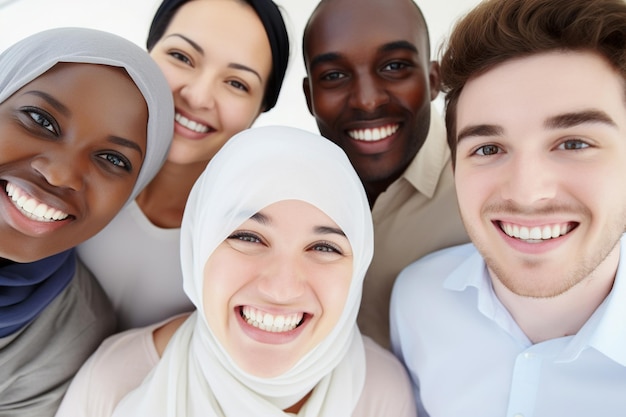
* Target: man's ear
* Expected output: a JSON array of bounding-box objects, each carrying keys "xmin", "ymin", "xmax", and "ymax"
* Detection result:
[
  {"xmin": 303, "ymin": 77, "xmax": 314, "ymax": 115},
  {"xmin": 429, "ymin": 60, "xmax": 442, "ymax": 101}
]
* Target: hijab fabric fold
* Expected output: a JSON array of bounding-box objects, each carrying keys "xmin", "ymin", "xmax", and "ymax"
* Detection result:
[
  {"xmin": 113, "ymin": 126, "xmax": 374, "ymax": 416},
  {"xmin": 0, "ymin": 28, "xmax": 174, "ymax": 336},
  {"xmin": 0, "ymin": 250, "xmax": 75, "ymax": 337}
]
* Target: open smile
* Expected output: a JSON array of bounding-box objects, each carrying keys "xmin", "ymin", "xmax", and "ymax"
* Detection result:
[
  {"xmin": 498, "ymin": 221, "xmax": 577, "ymax": 242},
  {"xmin": 347, "ymin": 123, "xmax": 399, "ymax": 142},
  {"xmin": 240, "ymin": 306, "xmax": 305, "ymax": 333},
  {"xmin": 5, "ymin": 182, "xmax": 69, "ymax": 222},
  {"xmin": 175, "ymin": 112, "xmax": 212, "ymax": 134}
]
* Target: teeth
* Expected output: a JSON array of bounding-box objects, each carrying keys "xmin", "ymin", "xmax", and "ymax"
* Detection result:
[
  {"xmin": 241, "ymin": 306, "xmax": 303, "ymax": 333},
  {"xmin": 500, "ymin": 221, "xmax": 572, "ymax": 242},
  {"xmin": 175, "ymin": 112, "xmax": 210, "ymax": 133},
  {"xmin": 347, "ymin": 124, "xmax": 399, "ymax": 142},
  {"xmin": 5, "ymin": 182, "xmax": 69, "ymax": 222}
]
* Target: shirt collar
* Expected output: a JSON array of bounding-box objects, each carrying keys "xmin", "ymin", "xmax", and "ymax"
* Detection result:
[
  {"xmin": 444, "ymin": 236, "xmax": 626, "ymax": 365},
  {"xmin": 561, "ymin": 236, "xmax": 626, "ymax": 365},
  {"xmin": 444, "ymin": 248, "xmax": 530, "ymax": 344}
]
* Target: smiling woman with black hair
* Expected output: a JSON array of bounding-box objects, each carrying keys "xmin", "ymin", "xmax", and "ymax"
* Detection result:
[{"xmin": 78, "ymin": 0, "xmax": 291, "ymax": 331}]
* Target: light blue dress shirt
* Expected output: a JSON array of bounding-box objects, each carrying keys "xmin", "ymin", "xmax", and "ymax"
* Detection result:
[{"xmin": 390, "ymin": 235, "xmax": 626, "ymax": 417}]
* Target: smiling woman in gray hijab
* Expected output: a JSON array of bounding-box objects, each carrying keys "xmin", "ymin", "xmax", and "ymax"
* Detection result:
[{"xmin": 0, "ymin": 27, "xmax": 173, "ymax": 417}]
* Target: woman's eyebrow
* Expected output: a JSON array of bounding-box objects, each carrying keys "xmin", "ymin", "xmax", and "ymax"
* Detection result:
[
  {"xmin": 24, "ymin": 91, "xmax": 69, "ymax": 116},
  {"xmin": 251, "ymin": 212, "xmax": 345, "ymax": 236},
  {"xmin": 250, "ymin": 212, "xmax": 270, "ymax": 225},
  {"xmin": 315, "ymin": 226, "xmax": 345, "ymax": 237},
  {"xmin": 165, "ymin": 34, "xmax": 261, "ymax": 82},
  {"xmin": 108, "ymin": 135, "xmax": 144, "ymax": 158},
  {"xmin": 228, "ymin": 62, "xmax": 262, "ymax": 82},
  {"xmin": 166, "ymin": 33, "xmax": 204, "ymax": 54}
]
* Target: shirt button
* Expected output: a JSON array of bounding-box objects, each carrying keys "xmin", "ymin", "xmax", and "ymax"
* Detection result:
[{"xmin": 514, "ymin": 414, "xmax": 524, "ymax": 417}]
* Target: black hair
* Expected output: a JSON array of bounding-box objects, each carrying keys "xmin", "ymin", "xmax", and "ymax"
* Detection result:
[{"xmin": 146, "ymin": 0, "xmax": 289, "ymax": 112}]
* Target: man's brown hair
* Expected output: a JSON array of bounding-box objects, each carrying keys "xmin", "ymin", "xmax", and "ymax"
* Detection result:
[{"xmin": 440, "ymin": 0, "xmax": 626, "ymax": 164}]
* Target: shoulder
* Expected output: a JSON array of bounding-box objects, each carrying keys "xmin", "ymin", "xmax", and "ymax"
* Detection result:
[
  {"xmin": 363, "ymin": 336, "xmax": 411, "ymax": 381},
  {"xmin": 394, "ymin": 243, "xmax": 476, "ymax": 292},
  {"xmin": 354, "ymin": 337, "xmax": 417, "ymax": 417},
  {"xmin": 153, "ymin": 313, "xmax": 189, "ymax": 356},
  {"xmin": 55, "ymin": 323, "xmax": 162, "ymax": 417},
  {"xmin": 72, "ymin": 259, "xmax": 115, "ymax": 313},
  {"xmin": 390, "ymin": 243, "xmax": 478, "ymax": 333}
]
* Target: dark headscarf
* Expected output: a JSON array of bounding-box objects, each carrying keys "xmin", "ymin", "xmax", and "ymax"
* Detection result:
[
  {"xmin": 0, "ymin": 251, "xmax": 75, "ymax": 337},
  {"xmin": 146, "ymin": 0, "xmax": 290, "ymax": 112}
]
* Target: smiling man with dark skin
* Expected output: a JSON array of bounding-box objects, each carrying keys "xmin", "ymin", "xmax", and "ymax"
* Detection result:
[{"xmin": 302, "ymin": 0, "xmax": 468, "ymax": 348}]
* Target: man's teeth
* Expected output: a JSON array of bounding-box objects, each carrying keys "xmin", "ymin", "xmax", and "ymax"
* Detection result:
[
  {"xmin": 175, "ymin": 113, "xmax": 210, "ymax": 133},
  {"xmin": 6, "ymin": 183, "xmax": 69, "ymax": 222},
  {"xmin": 500, "ymin": 222, "xmax": 572, "ymax": 241},
  {"xmin": 348, "ymin": 124, "xmax": 399, "ymax": 141},
  {"xmin": 242, "ymin": 306, "xmax": 303, "ymax": 333}
]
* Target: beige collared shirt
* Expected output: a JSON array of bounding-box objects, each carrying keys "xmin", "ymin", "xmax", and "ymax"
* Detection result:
[{"xmin": 358, "ymin": 109, "xmax": 470, "ymax": 349}]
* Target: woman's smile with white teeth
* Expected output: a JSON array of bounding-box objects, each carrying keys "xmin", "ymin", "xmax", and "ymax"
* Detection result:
[
  {"xmin": 241, "ymin": 306, "xmax": 304, "ymax": 333},
  {"xmin": 175, "ymin": 112, "xmax": 210, "ymax": 133},
  {"xmin": 6, "ymin": 182, "xmax": 69, "ymax": 222}
]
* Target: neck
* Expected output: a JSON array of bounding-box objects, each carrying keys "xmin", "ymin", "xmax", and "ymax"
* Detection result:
[
  {"xmin": 491, "ymin": 248, "xmax": 619, "ymax": 344},
  {"xmin": 364, "ymin": 176, "xmax": 398, "ymax": 208},
  {"xmin": 136, "ymin": 160, "xmax": 208, "ymax": 228}
]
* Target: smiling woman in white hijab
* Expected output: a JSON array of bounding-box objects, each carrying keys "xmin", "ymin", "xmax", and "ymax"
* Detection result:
[
  {"xmin": 56, "ymin": 125, "xmax": 416, "ymax": 417},
  {"xmin": 0, "ymin": 27, "xmax": 173, "ymax": 417}
]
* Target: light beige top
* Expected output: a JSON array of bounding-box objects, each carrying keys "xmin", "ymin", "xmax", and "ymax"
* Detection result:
[
  {"xmin": 55, "ymin": 320, "xmax": 416, "ymax": 417},
  {"xmin": 359, "ymin": 110, "xmax": 469, "ymax": 349}
]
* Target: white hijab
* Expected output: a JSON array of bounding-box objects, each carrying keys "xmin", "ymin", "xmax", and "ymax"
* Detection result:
[
  {"xmin": 0, "ymin": 27, "xmax": 174, "ymax": 204},
  {"xmin": 113, "ymin": 126, "xmax": 373, "ymax": 416}
]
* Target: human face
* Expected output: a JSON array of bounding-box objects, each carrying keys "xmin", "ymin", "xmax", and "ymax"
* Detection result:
[
  {"xmin": 454, "ymin": 51, "xmax": 626, "ymax": 298},
  {"xmin": 303, "ymin": 0, "xmax": 439, "ymax": 187},
  {"xmin": 0, "ymin": 63, "xmax": 148, "ymax": 262},
  {"xmin": 202, "ymin": 200, "xmax": 354, "ymax": 378},
  {"xmin": 150, "ymin": 0, "xmax": 272, "ymax": 166}
]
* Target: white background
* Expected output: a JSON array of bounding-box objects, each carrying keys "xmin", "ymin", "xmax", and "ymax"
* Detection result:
[{"xmin": 0, "ymin": 0, "xmax": 481, "ymax": 132}]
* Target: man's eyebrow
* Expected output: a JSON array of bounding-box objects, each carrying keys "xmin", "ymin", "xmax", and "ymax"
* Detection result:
[
  {"xmin": 457, "ymin": 124, "xmax": 504, "ymax": 143},
  {"xmin": 308, "ymin": 51, "xmax": 342, "ymax": 71},
  {"xmin": 108, "ymin": 136, "xmax": 144, "ymax": 158},
  {"xmin": 24, "ymin": 91, "xmax": 69, "ymax": 116},
  {"xmin": 308, "ymin": 40, "xmax": 419, "ymax": 72},
  {"xmin": 544, "ymin": 110, "xmax": 617, "ymax": 129},
  {"xmin": 456, "ymin": 109, "xmax": 618, "ymax": 144},
  {"xmin": 379, "ymin": 40, "xmax": 419, "ymax": 55}
]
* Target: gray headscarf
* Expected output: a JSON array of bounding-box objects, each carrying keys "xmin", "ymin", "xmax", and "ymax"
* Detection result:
[{"xmin": 0, "ymin": 27, "xmax": 174, "ymax": 204}]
